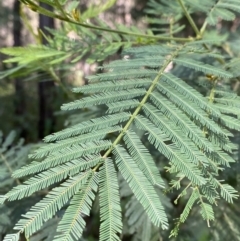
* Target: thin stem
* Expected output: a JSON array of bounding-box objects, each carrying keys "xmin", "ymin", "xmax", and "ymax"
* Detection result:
[
  {"xmin": 177, "ymin": 0, "xmax": 201, "ymax": 37},
  {"xmin": 207, "ymin": 78, "xmax": 218, "ymax": 104},
  {"xmin": 56, "ymin": 17, "xmax": 193, "ymax": 42},
  {"xmin": 22, "ymin": 0, "xmax": 193, "ymax": 42},
  {"xmin": 54, "ymin": 0, "xmax": 68, "ymax": 19},
  {"xmin": 200, "ymin": 0, "xmax": 218, "ymax": 36},
  {"xmin": 165, "ymin": 176, "xmax": 185, "ymax": 194},
  {"xmin": 174, "ymin": 182, "xmax": 192, "ymax": 204},
  {"xmin": 196, "ymin": 187, "xmax": 211, "ymax": 227},
  {"xmin": 200, "ymin": 20, "xmax": 208, "ymax": 35}
]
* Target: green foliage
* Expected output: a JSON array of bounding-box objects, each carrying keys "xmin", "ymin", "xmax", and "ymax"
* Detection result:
[
  {"xmin": 1, "ymin": 0, "xmax": 240, "ymax": 241},
  {"xmin": 0, "ymin": 131, "xmax": 59, "ymax": 241},
  {"xmin": 184, "ymin": 0, "xmax": 240, "ymax": 25},
  {"xmin": 0, "ymin": 131, "xmax": 29, "ymax": 237},
  {"xmin": 54, "ymin": 172, "xmax": 98, "ymax": 241},
  {"xmin": 99, "ymin": 160, "xmax": 122, "ymax": 241}
]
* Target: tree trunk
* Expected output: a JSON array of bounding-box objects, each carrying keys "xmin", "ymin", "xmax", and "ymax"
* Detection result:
[
  {"xmin": 38, "ymin": 2, "xmax": 55, "ymax": 139},
  {"xmin": 13, "ymin": 0, "xmax": 26, "ymax": 138}
]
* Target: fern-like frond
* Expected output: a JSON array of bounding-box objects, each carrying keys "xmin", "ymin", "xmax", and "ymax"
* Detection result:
[
  {"xmin": 143, "ymin": 103, "xmax": 209, "ymax": 167},
  {"xmin": 161, "ymin": 73, "xmax": 220, "ymax": 117},
  {"xmin": 157, "ymin": 83, "xmax": 226, "ymax": 137},
  {"xmin": 170, "ymin": 188, "xmax": 198, "ymax": 237},
  {"xmin": 207, "ymin": 149, "xmax": 235, "ymax": 167},
  {"xmin": 29, "ymin": 126, "xmax": 121, "ymax": 159},
  {"xmin": 221, "ymin": 115, "xmax": 240, "ymax": 131},
  {"xmin": 207, "ymin": 132, "xmax": 236, "ymax": 153},
  {"xmin": 226, "ymin": 57, "xmax": 240, "ymax": 77},
  {"xmin": 200, "ymin": 180, "xmax": 220, "ymax": 204},
  {"xmin": 155, "ymin": 84, "xmax": 226, "ymax": 137},
  {"xmin": 123, "ymin": 129, "xmax": 165, "ymax": 187},
  {"xmin": 149, "ymin": 92, "xmax": 214, "ymax": 152},
  {"xmin": 53, "ymin": 172, "xmax": 98, "ymax": 241},
  {"xmin": 214, "ymin": 103, "xmax": 240, "ymax": 117},
  {"xmin": 6, "ymin": 171, "xmax": 91, "ymax": 239},
  {"xmin": 72, "ymin": 79, "xmax": 152, "ymax": 93},
  {"xmin": 184, "ymin": 0, "xmax": 240, "ymax": 26},
  {"xmin": 103, "ymin": 57, "xmax": 166, "ymax": 70},
  {"xmin": 99, "ymin": 159, "xmax": 122, "ymax": 241},
  {"xmin": 208, "ymin": 0, "xmax": 240, "ymax": 25},
  {"xmin": 106, "ymin": 100, "xmax": 139, "ymax": 114},
  {"xmin": 13, "ymin": 141, "xmax": 111, "ymax": 178},
  {"xmin": 61, "ymin": 89, "xmax": 146, "ymax": 110},
  {"xmin": 113, "ymin": 145, "xmax": 168, "ymax": 229},
  {"xmin": 44, "ymin": 113, "xmax": 130, "ymax": 142},
  {"xmin": 214, "ymin": 97, "xmax": 240, "ymax": 107},
  {"xmin": 174, "ymin": 57, "xmax": 231, "ymax": 78},
  {"xmin": 87, "ymin": 69, "xmax": 158, "ymax": 82},
  {"xmin": 3, "ymin": 41, "xmax": 239, "ymax": 240},
  {"xmin": 199, "ymin": 201, "xmax": 215, "ymax": 225},
  {"xmin": 3, "ymin": 156, "xmax": 102, "ymax": 201},
  {"xmin": 211, "ymin": 180, "xmax": 239, "ymax": 203},
  {"xmin": 134, "ymin": 115, "xmax": 206, "ymax": 185},
  {"xmin": 124, "ymin": 45, "xmax": 172, "ymax": 56},
  {"xmin": 179, "ymin": 188, "xmax": 198, "ymax": 223},
  {"xmin": 3, "ymin": 234, "xmax": 20, "ymax": 241}
]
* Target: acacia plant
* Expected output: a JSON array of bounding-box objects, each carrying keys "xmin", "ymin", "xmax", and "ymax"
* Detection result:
[{"xmin": 1, "ymin": 0, "xmax": 240, "ymax": 240}]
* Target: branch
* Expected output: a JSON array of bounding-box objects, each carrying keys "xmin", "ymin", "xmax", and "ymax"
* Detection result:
[
  {"xmin": 177, "ymin": 0, "xmax": 201, "ymax": 37},
  {"xmin": 21, "ymin": 0, "xmax": 193, "ymax": 42}
]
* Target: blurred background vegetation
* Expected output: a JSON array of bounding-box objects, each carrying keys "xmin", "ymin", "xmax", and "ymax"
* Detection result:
[
  {"xmin": 0, "ymin": 1, "xmax": 240, "ymax": 241},
  {"xmin": 0, "ymin": 0, "xmax": 147, "ymax": 142}
]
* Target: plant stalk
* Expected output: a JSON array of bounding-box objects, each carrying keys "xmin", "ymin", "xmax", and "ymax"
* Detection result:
[
  {"xmin": 22, "ymin": 0, "xmax": 194, "ymax": 42},
  {"xmin": 177, "ymin": 0, "xmax": 201, "ymax": 37}
]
